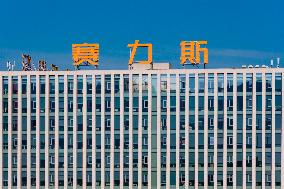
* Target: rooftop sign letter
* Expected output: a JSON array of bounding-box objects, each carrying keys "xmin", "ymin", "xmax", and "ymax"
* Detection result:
[
  {"xmin": 180, "ymin": 41, "xmax": 208, "ymax": 65},
  {"xmin": 72, "ymin": 43, "xmax": 99, "ymax": 66},
  {"xmin": 128, "ymin": 40, "xmax": 152, "ymax": 65}
]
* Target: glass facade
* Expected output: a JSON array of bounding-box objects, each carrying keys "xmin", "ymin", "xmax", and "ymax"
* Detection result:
[{"xmin": 0, "ymin": 70, "xmax": 283, "ymax": 188}]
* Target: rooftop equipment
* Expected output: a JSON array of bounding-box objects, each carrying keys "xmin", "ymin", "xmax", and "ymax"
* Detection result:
[
  {"xmin": 277, "ymin": 58, "xmax": 280, "ymax": 68},
  {"xmin": 22, "ymin": 54, "xmax": 32, "ymax": 71},
  {"xmin": 51, "ymin": 64, "xmax": 59, "ymax": 71},
  {"xmin": 38, "ymin": 60, "xmax": 47, "ymax": 71},
  {"xmin": 6, "ymin": 61, "xmax": 15, "ymax": 71}
]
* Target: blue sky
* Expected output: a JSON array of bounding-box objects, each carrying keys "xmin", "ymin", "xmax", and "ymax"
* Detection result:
[{"xmin": 0, "ymin": 0, "xmax": 283, "ymax": 70}]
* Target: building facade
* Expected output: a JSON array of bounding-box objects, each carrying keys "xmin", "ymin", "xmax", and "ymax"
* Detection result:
[{"xmin": 0, "ymin": 68, "xmax": 283, "ymax": 188}]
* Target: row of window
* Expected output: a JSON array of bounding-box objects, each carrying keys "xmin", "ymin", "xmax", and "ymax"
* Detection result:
[
  {"xmin": 2, "ymin": 170, "xmax": 280, "ymax": 187},
  {"xmin": 2, "ymin": 73, "xmax": 282, "ymax": 95}
]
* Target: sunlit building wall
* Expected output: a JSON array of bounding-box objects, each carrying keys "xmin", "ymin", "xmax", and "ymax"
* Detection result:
[{"xmin": 0, "ymin": 68, "xmax": 283, "ymax": 188}]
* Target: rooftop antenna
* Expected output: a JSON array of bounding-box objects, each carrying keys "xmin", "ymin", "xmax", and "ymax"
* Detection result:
[
  {"xmin": 6, "ymin": 61, "xmax": 15, "ymax": 71},
  {"xmin": 6, "ymin": 61, "xmax": 10, "ymax": 71},
  {"xmin": 277, "ymin": 57, "xmax": 280, "ymax": 68},
  {"xmin": 12, "ymin": 61, "xmax": 15, "ymax": 70},
  {"xmin": 270, "ymin": 59, "xmax": 274, "ymax": 68}
]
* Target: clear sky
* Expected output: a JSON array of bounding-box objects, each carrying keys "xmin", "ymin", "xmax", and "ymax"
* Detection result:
[{"xmin": 0, "ymin": 0, "xmax": 283, "ymax": 70}]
